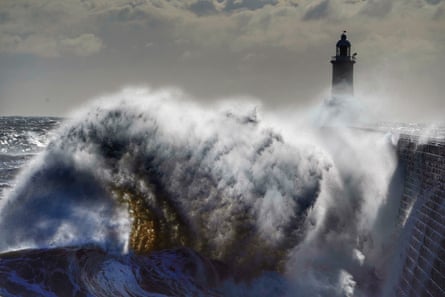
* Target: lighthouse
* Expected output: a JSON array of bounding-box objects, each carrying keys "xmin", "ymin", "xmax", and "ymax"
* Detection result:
[{"xmin": 331, "ymin": 31, "xmax": 356, "ymax": 97}]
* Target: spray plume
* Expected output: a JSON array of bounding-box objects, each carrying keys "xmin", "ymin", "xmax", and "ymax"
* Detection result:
[{"xmin": 0, "ymin": 88, "xmax": 402, "ymax": 296}]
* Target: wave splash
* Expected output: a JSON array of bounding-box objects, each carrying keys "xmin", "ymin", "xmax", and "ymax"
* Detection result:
[{"xmin": 0, "ymin": 88, "xmax": 401, "ymax": 296}]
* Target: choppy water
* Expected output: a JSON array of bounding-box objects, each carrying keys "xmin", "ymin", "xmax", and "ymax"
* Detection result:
[
  {"xmin": 0, "ymin": 88, "xmax": 406, "ymax": 296},
  {"xmin": 0, "ymin": 117, "xmax": 61, "ymax": 198}
]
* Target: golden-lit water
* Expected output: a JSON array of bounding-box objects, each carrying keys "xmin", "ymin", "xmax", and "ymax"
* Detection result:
[
  {"xmin": 127, "ymin": 197, "xmax": 157, "ymax": 253},
  {"xmin": 111, "ymin": 184, "xmax": 294, "ymax": 275},
  {"xmin": 111, "ymin": 185, "xmax": 192, "ymax": 254}
]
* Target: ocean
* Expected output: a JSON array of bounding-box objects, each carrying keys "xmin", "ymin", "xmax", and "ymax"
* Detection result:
[
  {"xmin": 0, "ymin": 88, "xmax": 405, "ymax": 296},
  {"xmin": 0, "ymin": 116, "xmax": 62, "ymax": 200}
]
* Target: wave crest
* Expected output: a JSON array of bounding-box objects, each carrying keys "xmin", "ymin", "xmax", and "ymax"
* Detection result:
[{"xmin": 0, "ymin": 89, "xmax": 326, "ymax": 275}]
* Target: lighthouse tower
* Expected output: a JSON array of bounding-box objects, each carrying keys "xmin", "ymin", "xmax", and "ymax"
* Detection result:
[{"xmin": 330, "ymin": 31, "xmax": 356, "ymax": 97}]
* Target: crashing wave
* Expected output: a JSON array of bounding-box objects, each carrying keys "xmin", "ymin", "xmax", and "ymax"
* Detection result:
[{"xmin": 0, "ymin": 88, "xmax": 401, "ymax": 296}]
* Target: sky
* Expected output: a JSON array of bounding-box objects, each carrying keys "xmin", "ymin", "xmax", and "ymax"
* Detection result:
[{"xmin": 0, "ymin": 0, "xmax": 444, "ymax": 122}]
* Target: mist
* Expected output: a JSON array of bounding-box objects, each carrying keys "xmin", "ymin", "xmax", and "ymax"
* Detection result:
[{"xmin": 0, "ymin": 87, "xmax": 407, "ymax": 296}]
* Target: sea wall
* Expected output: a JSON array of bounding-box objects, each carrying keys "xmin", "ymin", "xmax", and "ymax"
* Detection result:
[{"xmin": 395, "ymin": 135, "xmax": 445, "ymax": 297}]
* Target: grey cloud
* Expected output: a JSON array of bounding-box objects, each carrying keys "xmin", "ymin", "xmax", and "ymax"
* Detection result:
[
  {"xmin": 360, "ymin": 0, "xmax": 393, "ymax": 18},
  {"xmin": 0, "ymin": 12, "xmax": 11, "ymax": 24},
  {"xmin": 0, "ymin": 32, "xmax": 103, "ymax": 57},
  {"xmin": 433, "ymin": 6, "xmax": 444, "ymax": 19},
  {"xmin": 103, "ymin": 5, "xmax": 150, "ymax": 22},
  {"xmin": 222, "ymin": 0, "xmax": 279, "ymax": 12},
  {"xmin": 188, "ymin": 0, "xmax": 279, "ymax": 15},
  {"xmin": 80, "ymin": 0, "xmax": 97, "ymax": 11},
  {"xmin": 60, "ymin": 34, "xmax": 104, "ymax": 56},
  {"xmin": 425, "ymin": 0, "xmax": 441, "ymax": 5},
  {"xmin": 0, "ymin": 0, "xmax": 444, "ymax": 122},
  {"xmin": 189, "ymin": 0, "xmax": 217, "ymax": 16},
  {"xmin": 303, "ymin": 0, "xmax": 330, "ymax": 20},
  {"xmin": 0, "ymin": 0, "xmax": 103, "ymax": 57}
]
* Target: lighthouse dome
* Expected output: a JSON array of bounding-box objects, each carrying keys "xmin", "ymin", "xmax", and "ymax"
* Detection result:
[
  {"xmin": 336, "ymin": 33, "xmax": 351, "ymax": 47},
  {"xmin": 335, "ymin": 32, "xmax": 351, "ymax": 57}
]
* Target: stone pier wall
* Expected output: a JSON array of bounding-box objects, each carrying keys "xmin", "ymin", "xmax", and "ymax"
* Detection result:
[{"xmin": 395, "ymin": 135, "xmax": 445, "ymax": 297}]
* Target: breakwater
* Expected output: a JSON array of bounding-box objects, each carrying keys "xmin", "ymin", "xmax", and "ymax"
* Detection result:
[{"xmin": 395, "ymin": 135, "xmax": 445, "ymax": 297}]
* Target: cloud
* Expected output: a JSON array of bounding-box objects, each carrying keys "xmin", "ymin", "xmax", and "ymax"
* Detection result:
[
  {"xmin": 0, "ymin": 0, "xmax": 444, "ymax": 121},
  {"xmin": 189, "ymin": 0, "xmax": 218, "ymax": 16},
  {"xmin": 0, "ymin": 11, "xmax": 11, "ymax": 23},
  {"xmin": 303, "ymin": 0, "xmax": 330, "ymax": 20},
  {"xmin": 0, "ymin": 1, "xmax": 104, "ymax": 57},
  {"xmin": 60, "ymin": 34, "xmax": 104, "ymax": 56},
  {"xmin": 0, "ymin": 32, "xmax": 103, "ymax": 57},
  {"xmin": 221, "ymin": 0, "xmax": 279, "ymax": 12},
  {"xmin": 102, "ymin": 4, "xmax": 151, "ymax": 22},
  {"xmin": 1, "ymin": 0, "xmax": 442, "ymax": 55},
  {"xmin": 360, "ymin": 0, "xmax": 393, "ymax": 18},
  {"xmin": 425, "ymin": 0, "xmax": 441, "ymax": 5}
]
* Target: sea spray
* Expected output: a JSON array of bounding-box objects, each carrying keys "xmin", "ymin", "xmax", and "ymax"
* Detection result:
[
  {"xmin": 0, "ymin": 88, "xmax": 402, "ymax": 296},
  {"xmin": 0, "ymin": 88, "xmax": 325, "ymax": 272}
]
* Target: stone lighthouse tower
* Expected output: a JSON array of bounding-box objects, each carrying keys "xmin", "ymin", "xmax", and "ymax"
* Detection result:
[{"xmin": 331, "ymin": 31, "xmax": 356, "ymax": 97}]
